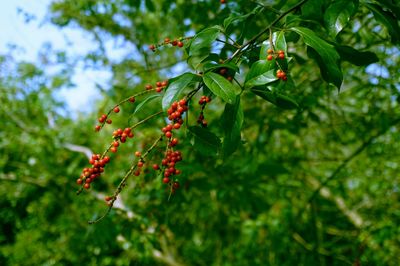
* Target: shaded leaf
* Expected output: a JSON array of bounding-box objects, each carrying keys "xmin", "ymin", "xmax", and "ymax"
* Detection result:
[
  {"xmin": 365, "ymin": 3, "xmax": 400, "ymax": 44},
  {"xmin": 133, "ymin": 94, "xmax": 161, "ymax": 115},
  {"xmin": 220, "ymin": 96, "xmax": 243, "ymax": 157},
  {"xmin": 189, "ymin": 26, "xmax": 221, "ymax": 56},
  {"xmin": 188, "ymin": 126, "xmax": 221, "ymax": 156},
  {"xmin": 291, "ymin": 27, "xmax": 342, "ymax": 89},
  {"xmin": 335, "ymin": 45, "xmax": 379, "ymax": 66}
]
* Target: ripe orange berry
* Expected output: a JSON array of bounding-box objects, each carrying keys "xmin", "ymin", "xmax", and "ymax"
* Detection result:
[
  {"xmin": 177, "ymin": 41, "xmax": 184, "ymax": 47},
  {"xmin": 135, "ymin": 151, "xmax": 141, "ymax": 157},
  {"xmin": 267, "ymin": 55, "xmax": 273, "ymax": 61},
  {"xmin": 113, "ymin": 106, "xmax": 120, "ymax": 113},
  {"xmin": 267, "ymin": 49, "xmax": 273, "ymax": 54}
]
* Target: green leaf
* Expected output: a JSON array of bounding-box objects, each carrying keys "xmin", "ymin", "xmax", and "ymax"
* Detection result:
[
  {"xmin": 335, "ymin": 45, "xmax": 379, "ymax": 66},
  {"xmin": 324, "ymin": 0, "xmax": 358, "ymax": 38},
  {"xmin": 365, "ymin": 3, "xmax": 400, "ymax": 44},
  {"xmin": 275, "ymin": 31, "xmax": 287, "ymax": 54},
  {"xmin": 188, "ymin": 126, "xmax": 221, "ymax": 156},
  {"xmin": 291, "ymin": 27, "xmax": 343, "ymax": 89},
  {"xmin": 203, "ymin": 72, "xmax": 239, "ymax": 104},
  {"xmin": 162, "ymin": 73, "xmax": 201, "ymax": 111},
  {"xmin": 203, "ymin": 62, "xmax": 239, "ymax": 73},
  {"xmin": 189, "ymin": 26, "xmax": 221, "ymax": 56},
  {"xmin": 223, "ymin": 6, "xmax": 262, "ymax": 33},
  {"xmin": 251, "ymin": 86, "xmax": 298, "ymax": 110},
  {"xmin": 220, "ymin": 97, "xmax": 243, "ymax": 157},
  {"xmin": 133, "ymin": 94, "xmax": 161, "ymax": 115},
  {"xmin": 245, "ymin": 61, "xmax": 278, "ymax": 89}
]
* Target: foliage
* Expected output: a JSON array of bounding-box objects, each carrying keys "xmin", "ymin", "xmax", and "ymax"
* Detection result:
[{"xmin": 1, "ymin": 0, "xmax": 400, "ymax": 265}]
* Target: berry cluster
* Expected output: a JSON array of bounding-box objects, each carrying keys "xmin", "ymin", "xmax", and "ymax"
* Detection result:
[
  {"xmin": 267, "ymin": 49, "xmax": 285, "ymax": 61},
  {"xmin": 197, "ymin": 95, "xmax": 211, "ymax": 127},
  {"xmin": 149, "ymin": 37, "xmax": 185, "ymax": 52},
  {"xmin": 276, "ymin": 69, "xmax": 287, "ymax": 81},
  {"xmin": 111, "ymin": 127, "xmax": 135, "ymax": 152},
  {"xmin": 77, "ymin": 154, "xmax": 111, "ymax": 189},
  {"xmin": 145, "ymin": 80, "xmax": 168, "ymax": 93}
]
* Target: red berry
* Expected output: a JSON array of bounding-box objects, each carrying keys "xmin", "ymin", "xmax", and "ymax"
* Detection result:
[
  {"xmin": 163, "ymin": 177, "xmax": 170, "ymax": 184},
  {"xmin": 113, "ymin": 106, "xmax": 120, "ymax": 113},
  {"xmin": 173, "ymin": 123, "xmax": 181, "ymax": 129},
  {"xmin": 134, "ymin": 170, "xmax": 141, "ymax": 176},
  {"xmin": 135, "ymin": 151, "xmax": 141, "ymax": 157},
  {"xmin": 95, "ymin": 125, "xmax": 101, "ymax": 131},
  {"xmin": 161, "ymin": 80, "xmax": 168, "ymax": 87},
  {"xmin": 179, "ymin": 99, "xmax": 187, "ymax": 106},
  {"xmin": 171, "ymin": 40, "xmax": 178, "ymax": 46},
  {"xmin": 170, "ymin": 138, "xmax": 179, "ymax": 146},
  {"xmin": 145, "ymin": 84, "xmax": 153, "ymax": 90},
  {"xmin": 156, "ymin": 87, "xmax": 162, "ymax": 93},
  {"xmin": 84, "ymin": 183, "xmax": 90, "ymax": 189},
  {"xmin": 138, "ymin": 161, "xmax": 144, "ymax": 167},
  {"xmin": 149, "ymin": 44, "xmax": 155, "ymax": 51},
  {"xmin": 129, "ymin": 97, "xmax": 135, "ymax": 103},
  {"xmin": 278, "ymin": 53, "xmax": 285, "ymax": 59},
  {"xmin": 156, "ymin": 81, "xmax": 162, "ymax": 87},
  {"xmin": 106, "ymin": 119, "xmax": 112, "ymax": 124},
  {"xmin": 220, "ymin": 0, "xmax": 226, "ymax": 4},
  {"xmin": 152, "ymin": 164, "xmax": 159, "ymax": 170},
  {"xmin": 76, "ymin": 178, "xmax": 83, "ymax": 185},
  {"xmin": 105, "ymin": 196, "xmax": 112, "ymax": 201},
  {"xmin": 113, "ymin": 141, "xmax": 119, "ymax": 147},
  {"xmin": 219, "ymin": 68, "xmax": 227, "ymax": 75},
  {"xmin": 267, "ymin": 55, "xmax": 273, "ymax": 61},
  {"xmin": 164, "ymin": 38, "xmax": 170, "ymax": 44},
  {"xmin": 267, "ymin": 49, "xmax": 273, "ymax": 54},
  {"xmin": 110, "ymin": 147, "xmax": 117, "ymax": 153},
  {"xmin": 173, "ymin": 182, "xmax": 180, "ymax": 189},
  {"xmin": 177, "ymin": 41, "xmax": 184, "ymax": 47},
  {"xmin": 165, "ymin": 131, "xmax": 172, "ymax": 138}
]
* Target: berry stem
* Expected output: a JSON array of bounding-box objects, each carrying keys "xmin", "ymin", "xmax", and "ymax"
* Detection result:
[{"xmin": 88, "ymin": 135, "xmax": 164, "ymax": 224}]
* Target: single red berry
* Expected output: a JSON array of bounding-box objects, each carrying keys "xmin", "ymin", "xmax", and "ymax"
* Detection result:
[
  {"xmin": 113, "ymin": 141, "xmax": 119, "ymax": 147},
  {"xmin": 282, "ymin": 75, "xmax": 288, "ymax": 81},
  {"xmin": 278, "ymin": 53, "xmax": 285, "ymax": 59},
  {"xmin": 110, "ymin": 147, "xmax": 117, "ymax": 153},
  {"xmin": 135, "ymin": 151, "xmax": 141, "ymax": 157},
  {"xmin": 156, "ymin": 81, "xmax": 162, "ymax": 87},
  {"xmin": 161, "ymin": 80, "xmax": 168, "ymax": 87},
  {"xmin": 76, "ymin": 178, "xmax": 83, "ymax": 185},
  {"xmin": 171, "ymin": 138, "xmax": 179, "ymax": 146},
  {"xmin": 173, "ymin": 182, "xmax": 180, "ymax": 189},
  {"xmin": 84, "ymin": 183, "xmax": 90, "ymax": 189},
  {"xmin": 177, "ymin": 41, "xmax": 184, "ymax": 47},
  {"xmin": 267, "ymin": 48, "xmax": 273, "ymax": 54},
  {"xmin": 152, "ymin": 164, "xmax": 159, "ymax": 170},
  {"xmin": 129, "ymin": 97, "xmax": 135, "ymax": 103},
  {"xmin": 175, "ymin": 169, "xmax": 181, "ymax": 175},
  {"xmin": 164, "ymin": 37, "xmax": 170, "ymax": 44},
  {"xmin": 171, "ymin": 40, "xmax": 178, "ymax": 46},
  {"xmin": 128, "ymin": 132, "xmax": 134, "ymax": 138},
  {"xmin": 173, "ymin": 123, "xmax": 181, "ymax": 129},
  {"xmin": 179, "ymin": 99, "xmax": 187, "ymax": 106},
  {"xmin": 149, "ymin": 44, "xmax": 155, "ymax": 51},
  {"xmin": 227, "ymin": 76, "xmax": 233, "ymax": 81},
  {"xmin": 220, "ymin": 0, "xmax": 226, "ymax": 4},
  {"xmin": 267, "ymin": 55, "xmax": 273, "ymax": 61},
  {"xmin": 106, "ymin": 119, "xmax": 112, "ymax": 124},
  {"xmin": 145, "ymin": 84, "xmax": 153, "ymax": 90},
  {"xmin": 156, "ymin": 87, "xmax": 162, "ymax": 93},
  {"xmin": 165, "ymin": 131, "xmax": 172, "ymax": 138},
  {"xmin": 105, "ymin": 196, "xmax": 112, "ymax": 202},
  {"xmin": 113, "ymin": 106, "xmax": 120, "ymax": 113},
  {"xmin": 219, "ymin": 68, "xmax": 227, "ymax": 75},
  {"xmin": 163, "ymin": 177, "xmax": 170, "ymax": 184},
  {"xmin": 95, "ymin": 125, "xmax": 101, "ymax": 132},
  {"xmin": 138, "ymin": 161, "xmax": 144, "ymax": 167},
  {"xmin": 134, "ymin": 170, "xmax": 141, "ymax": 176}
]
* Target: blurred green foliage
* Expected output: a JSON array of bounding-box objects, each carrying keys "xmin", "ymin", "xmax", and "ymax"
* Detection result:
[{"xmin": 1, "ymin": 0, "xmax": 400, "ymax": 265}]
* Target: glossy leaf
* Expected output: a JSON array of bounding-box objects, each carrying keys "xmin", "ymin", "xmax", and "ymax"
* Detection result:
[
  {"xmin": 275, "ymin": 31, "xmax": 287, "ymax": 54},
  {"xmin": 324, "ymin": 0, "xmax": 358, "ymax": 38},
  {"xmin": 188, "ymin": 126, "xmax": 221, "ymax": 156},
  {"xmin": 291, "ymin": 27, "xmax": 343, "ymax": 89},
  {"xmin": 365, "ymin": 3, "xmax": 400, "ymax": 44},
  {"xmin": 251, "ymin": 86, "xmax": 298, "ymax": 109},
  {"xmin": 203, "ymin": 72, "xmax": 239, "ymax": 104},
  {"xmin": 189, "ymin": 26, "xmax": 221, "ymax": 56},
  {"xmin": 335, "ymin": 45, "xmax": 379, "ymax": 66},
  {"xmin": 133, "ymin": 94, "xmax": 161, "ymax": 115},
  {"xmin": 245, "ymin": 60, "xmax": 278, "ymax": 89},
  {"xmin": 203, "ymin": 62, "xmax": 239, "ymax": 73},
  {"xmin": 162, "ymin": 73, "xmax": 201, "ymax": 110}
]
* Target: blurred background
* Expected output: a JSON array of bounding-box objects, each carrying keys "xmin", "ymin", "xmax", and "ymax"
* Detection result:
[{"xmin": 0, "ymin": 0, "xmax": 399, "ymax": 265}]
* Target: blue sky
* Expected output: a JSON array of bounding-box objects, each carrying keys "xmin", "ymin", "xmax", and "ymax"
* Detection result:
[{"xmin": 0, "ymin": 0, "xmax": 110, "ymax": 115}]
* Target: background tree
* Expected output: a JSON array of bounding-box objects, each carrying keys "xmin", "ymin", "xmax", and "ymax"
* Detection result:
[{"xmin": 1, "ymin": 0, "xmax": 400, "ymax": 265}]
